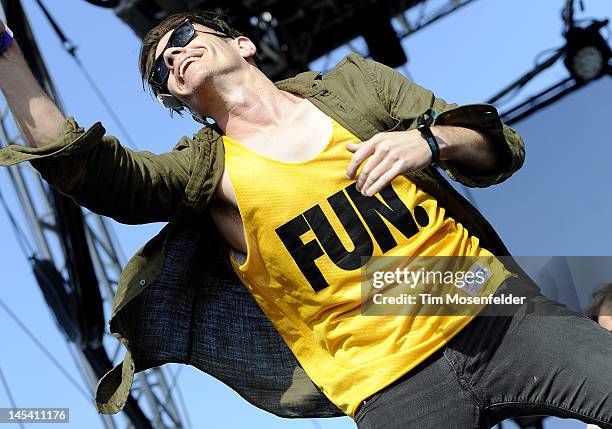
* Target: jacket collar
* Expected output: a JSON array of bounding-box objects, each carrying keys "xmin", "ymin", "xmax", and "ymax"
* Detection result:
[{"xmin": 275, "ymin": 70, "xmax": 324, "ymax": 97}]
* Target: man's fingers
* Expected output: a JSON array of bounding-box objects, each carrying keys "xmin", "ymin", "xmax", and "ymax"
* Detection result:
[
  {"xmin": 345, "ymin": 142, "xmax": 360, "ymax": 152},
  {"xmin": 345, "ymin": 139, "xmax": 376, "ymax": 179},
  {"xmin": 357, "ymin": 154, "xmax": 391, "ymax": 193},
  {"xmin": 362, "ymin": 164, "xmax": 403, "ymax": 197}
]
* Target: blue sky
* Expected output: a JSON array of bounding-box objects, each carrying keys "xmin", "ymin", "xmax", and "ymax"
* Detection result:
[{"xmin": 0, "ymin": 0, "xmax": 610, "ymax": 428}]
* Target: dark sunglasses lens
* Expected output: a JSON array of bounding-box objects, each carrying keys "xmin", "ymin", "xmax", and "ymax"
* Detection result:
[
  {"xmin": 169, "ymin": 21, "xmax": 194, "ymax": 48},
  {"xmin": 151, "ymin": 57, "xmax": 168, "ymax": 88},
  {"xmin": 150, "ymin": 20, "xmax": 195, "ymax": 87}
]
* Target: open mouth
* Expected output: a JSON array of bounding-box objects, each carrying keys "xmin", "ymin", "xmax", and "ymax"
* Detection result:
[{"xmin": 179, "ymin": 57, "xmax": 198, "ymax": 80}]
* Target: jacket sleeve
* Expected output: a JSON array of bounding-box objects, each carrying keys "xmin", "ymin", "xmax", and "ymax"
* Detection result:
[
  {"xmin": 365, "ymin": 58, "xmax": 525, "ymax": 188},
  {"xmin": 0, "ymin": 117, "xmax": 193, "ymax": 224}
]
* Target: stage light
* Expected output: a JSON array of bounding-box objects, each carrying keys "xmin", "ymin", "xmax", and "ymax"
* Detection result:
[
  {"xmin": 563, "ymin": 20, "xmax": 611, "ymax": 82},
  {"xmin": 570, "ymin": 45, "xmax": 605, "ymax": 81}
]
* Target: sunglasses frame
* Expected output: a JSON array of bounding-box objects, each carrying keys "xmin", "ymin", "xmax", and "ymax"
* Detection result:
[{"xmin": 148, "ymin": 18, "xmax": 233, "ymax": 95}]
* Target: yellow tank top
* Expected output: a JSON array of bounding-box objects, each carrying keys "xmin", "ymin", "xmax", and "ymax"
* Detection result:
[{"xmin": 223, "ymin": 116, "xmax": 512, "ymax": 417}]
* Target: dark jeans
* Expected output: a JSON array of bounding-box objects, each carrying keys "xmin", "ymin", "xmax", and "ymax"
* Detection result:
[{"xmin": 353, "ymin": 276, "xmax": 612, "ymax": 429}]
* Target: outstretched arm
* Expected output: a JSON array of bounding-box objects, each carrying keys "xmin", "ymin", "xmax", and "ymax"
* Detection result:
[{"xmin": 0, "ymin": 20, "xmax": 197, "ymax": 224}]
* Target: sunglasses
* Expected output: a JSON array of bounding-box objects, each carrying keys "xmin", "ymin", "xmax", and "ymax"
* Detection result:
[{"xmin": 149, "ymin": 18, "xmax": 233, "ymax": 93}]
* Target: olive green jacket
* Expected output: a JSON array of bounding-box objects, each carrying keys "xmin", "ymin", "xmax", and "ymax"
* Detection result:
[{"xmin": 0, "ymin": 53, "xmax": 526, "ymax": 417}]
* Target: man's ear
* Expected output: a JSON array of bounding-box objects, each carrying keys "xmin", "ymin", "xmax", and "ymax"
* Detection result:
[{"xmin": 235, "ymin": 36, "xmax": 257, "ymax": 60}]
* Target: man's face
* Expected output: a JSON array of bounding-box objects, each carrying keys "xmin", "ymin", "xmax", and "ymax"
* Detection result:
[{"xmin": 153, "ymin": 22, "xmax": 253, "ymax": 109}]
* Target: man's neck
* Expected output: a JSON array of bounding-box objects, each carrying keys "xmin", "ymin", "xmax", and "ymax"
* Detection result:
[{"xmin": 201, "ymin": 68, "xmax": 306, "ymax": 141}]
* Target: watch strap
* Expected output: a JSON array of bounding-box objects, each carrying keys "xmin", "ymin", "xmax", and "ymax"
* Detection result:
[
  {"xmin": 0, "ymin": 26, "xmax": 14, "ymax": 55},
  {"xmin": 417, "ymin": 109, "xmax": 440, "ymax": 165}
]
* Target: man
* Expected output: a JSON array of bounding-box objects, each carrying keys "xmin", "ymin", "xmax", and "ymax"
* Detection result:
[{"xmin": 0, "ymin": 11, "xmax": 610, "ymax": 429}]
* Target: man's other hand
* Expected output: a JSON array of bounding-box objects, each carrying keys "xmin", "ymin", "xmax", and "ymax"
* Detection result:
[{"xmin": 345, "ymin": 130, "xmax": 433, "ymax": 197}]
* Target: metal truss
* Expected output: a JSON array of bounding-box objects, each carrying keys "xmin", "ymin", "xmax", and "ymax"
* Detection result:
[
  {"xmin": 394, "ymin": 0, "xmax": 479, "ymax": 38},
  {"xmin": 312, "ymin": 0, "xmax": 478, "ymax": 73},
  {"xmin": 0, "ymin": 99, "xmax": 189, "ymax": 429},
  {"xmin": 111, "ymin": 0, "xmax": 477, "ymax": 79},
  {"xmin": 0, "ymin": 2, "xmax": 190, "ymax": 427}
]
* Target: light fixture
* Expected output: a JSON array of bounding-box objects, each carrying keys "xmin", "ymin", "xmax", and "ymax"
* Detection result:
[{"xmin": 563, "ymin": 20, "xmax": 611, "ymax": 82}]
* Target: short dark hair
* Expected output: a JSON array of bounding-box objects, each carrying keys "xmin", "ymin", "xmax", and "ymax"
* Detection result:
[
  {"xmin": 138, "ymin": 10, "xmax": 244, "ymax": 98},
  {"xmin": 587, "ymin": 282, "xmax": 612, "ymax": 321}
]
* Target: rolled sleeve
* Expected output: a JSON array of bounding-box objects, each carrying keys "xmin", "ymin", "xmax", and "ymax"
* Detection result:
[
  {"xmin": 0, "ymin": 117, "xmax": 101, "ymax": 191},
  {"xmin": 432, "ymin": 103, "xmax": 525, "ymax": 187},
  {"xmin": 0, "ymin": 116, "xmax": 194, "ymax": 224},
  {"xmin": 365, "ymin": 57, "xmax": 525, "ymax": 188}
]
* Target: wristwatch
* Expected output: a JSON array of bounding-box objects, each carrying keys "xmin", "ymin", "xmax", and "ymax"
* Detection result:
[
  {"xmin": 416, "ymin": 108, "xmax": 440, "ymax": 165},
  {"xmin": 0, "ymin": 25, "xmax": 14, "ymax": 55}
]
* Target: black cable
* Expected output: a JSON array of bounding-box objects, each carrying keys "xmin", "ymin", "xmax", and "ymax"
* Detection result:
[
  {"xmin": 32, "ymin": 0, "xmax": 139, "ymax": 150},
  {"xmin": 71, "ymin": 55, "xmax": 139, "ymax": 150},
  {"xmin": 534, "ymin": 46, "xmax": 564, "ymax": 68},
  {"xmin": 0, "ymin": 297, "xmax": 91, "ymax": 401},
  {"xmin": 0, "ymin": 364, "xmax": 26, "ymax": 429},
  {"xmin": 32, "ymin": 0, "xmax": 76, "ymax": 54}
]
